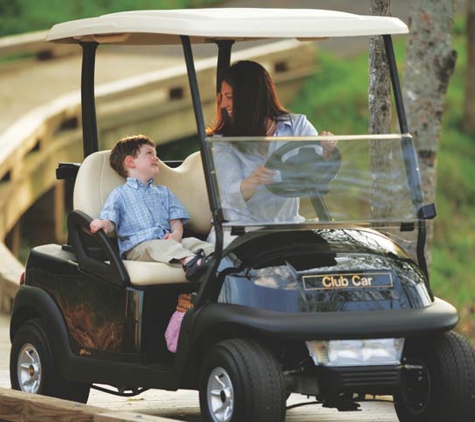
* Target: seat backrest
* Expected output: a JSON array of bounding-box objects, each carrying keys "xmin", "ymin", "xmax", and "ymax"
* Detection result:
[{"xmin": 73, "ymin": 150, "xmax": 212, "ymax": 236}]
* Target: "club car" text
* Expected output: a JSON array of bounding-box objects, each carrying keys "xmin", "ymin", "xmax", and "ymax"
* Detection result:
[{"xmin": 321, "ymin": 275, "xmax": 373, "ymax": 288}]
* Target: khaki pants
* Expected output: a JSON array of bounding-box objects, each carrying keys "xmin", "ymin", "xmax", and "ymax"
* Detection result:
[{"xmin": 125, "ymin": 237, "xmax": 214, "ymax": 264}]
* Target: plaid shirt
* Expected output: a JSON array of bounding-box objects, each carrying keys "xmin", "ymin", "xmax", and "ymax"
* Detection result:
[{"xmin": 99, "ymin": 178, "xmax": 190, "ymax": 256}]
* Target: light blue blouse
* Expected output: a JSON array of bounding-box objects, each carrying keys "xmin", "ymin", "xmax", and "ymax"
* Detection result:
[{"xmin": 213, "ymin": 114, "xmax": 318, "ymax": 223}]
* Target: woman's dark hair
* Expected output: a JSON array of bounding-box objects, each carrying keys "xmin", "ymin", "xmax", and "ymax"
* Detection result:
[{"xmin": 207, "ymin": 60, "xmax": 288, "ymax": 138}]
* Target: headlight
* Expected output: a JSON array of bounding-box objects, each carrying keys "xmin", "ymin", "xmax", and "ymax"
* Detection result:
[{"xmin": 306, "ymin": 338, "xmax": 404, "ymax": 367}]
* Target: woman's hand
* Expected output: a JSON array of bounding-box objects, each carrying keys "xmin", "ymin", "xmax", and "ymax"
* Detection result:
[
  {"xmin": 320, "ymin": 130, "xmax": 338, "ymax": 160},
  {"xmin": 241, "ymin": 165, "xmax": 276, "ymax": 201}
]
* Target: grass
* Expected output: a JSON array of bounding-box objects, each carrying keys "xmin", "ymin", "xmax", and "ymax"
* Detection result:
[{"xmin": 290, "ymin": 21, "xmax": 475, "ymax": 330}]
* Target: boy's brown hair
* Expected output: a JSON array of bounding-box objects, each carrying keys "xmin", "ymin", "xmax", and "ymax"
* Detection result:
[{"xmin": 110, "ymin": 134, "xmax": 155, "ymax": 177}]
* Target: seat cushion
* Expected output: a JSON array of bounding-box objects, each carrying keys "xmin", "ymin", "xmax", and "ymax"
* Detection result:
[{"xmin": 122, "ymin": 260, "xmax": 187, "ymax": 285}]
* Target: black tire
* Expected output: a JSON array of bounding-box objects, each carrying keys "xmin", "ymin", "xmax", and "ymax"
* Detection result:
[
  {"xmin": 394, "ymin": 331, "xmax": 475, "ymax": 422},
  {"xmin": 199, "ymin": 338, "xmax": 286, "ymax": 422},
  {"xmin": 10, "ymin": 318, "xmax": 90, "ymax": 403}
]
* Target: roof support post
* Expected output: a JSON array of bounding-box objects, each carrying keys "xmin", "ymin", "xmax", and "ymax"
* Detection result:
[
  {"xmin": 383, "ymin": 35, "xmax": 408, "ymax": 134},
  {"xmin": 384, "ymin": 34, "xmax": 424, "ymax": 205},
  {"xmin": 215, "ymin": 40, "xmax": 234, "ymax": 92},
  {"xmin": 181, "ymin": 36, "xmax": 224, "ymax": 304},
  {"xmin": 384, "ymin": 35, "xmax": 433, "ymax": 283},
  {"xmin": 80, "ymin": 42, "xmax": 99, "ymax": 157}
]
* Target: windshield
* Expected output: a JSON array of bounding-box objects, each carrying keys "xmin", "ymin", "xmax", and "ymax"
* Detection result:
[{"xmin": 208, "ymin": 134, "xmax": 421, "ymax": 230}]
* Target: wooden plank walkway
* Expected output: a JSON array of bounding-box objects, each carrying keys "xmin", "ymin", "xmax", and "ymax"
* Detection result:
[{"xmin": 0, "ymin": 314, "xmax": 400, "ymax": 421}]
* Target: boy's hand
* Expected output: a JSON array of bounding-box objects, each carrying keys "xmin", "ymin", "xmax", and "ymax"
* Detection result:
[
  {"xmin": 165, "ymin": 219, "xmax": 184, "ymax": 242},
  {"xmin": 164, "ymin": 231, "xmax": 183, "ymax": 242},
  {"xmin": 90, "ymin": 218, "xmax": 114, "ymax": 234}
]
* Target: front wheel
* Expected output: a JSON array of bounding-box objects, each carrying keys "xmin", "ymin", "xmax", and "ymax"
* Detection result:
[
  {"xmin": 10, "ymin": 318, "xmax": 90, "ymax": 403},
  {"xmin": 199, "ymin": 338, "xmax": 286, "ymax": 422},
  {"xmin": 394, "ymin": 331, "xmax": 475, "ymax": 422}
]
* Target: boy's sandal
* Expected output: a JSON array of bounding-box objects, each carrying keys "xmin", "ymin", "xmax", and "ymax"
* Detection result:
[
  {"xmin": 182, "ymin": 249, "xmax": 204, "ymax": 271},
  {"xmin": 183, "ymin": 249, "xmax": 212, "ymax": 281}
]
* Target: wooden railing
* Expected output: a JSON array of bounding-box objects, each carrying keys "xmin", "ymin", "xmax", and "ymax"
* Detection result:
[
  {"xmin": 0, "ymin": 387, "xmax": 178, "ymax": 421},
  {"xmin": 0, "ymin": 37, "xmax": 316, "ymax": 313},
  {"xmin": 0, "ymin": 30, "xmax": 77, "ymax": 60}
]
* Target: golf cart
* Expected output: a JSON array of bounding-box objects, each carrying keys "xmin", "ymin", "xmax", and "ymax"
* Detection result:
[{"xmin": 9, "ymin": 8, "xmax": 475, "ymax": 422}]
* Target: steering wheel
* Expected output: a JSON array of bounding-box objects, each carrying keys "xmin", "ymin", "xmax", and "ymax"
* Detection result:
[{"xmin": 265, "ymin": 141, "xmax": 341, "ymax": 198}]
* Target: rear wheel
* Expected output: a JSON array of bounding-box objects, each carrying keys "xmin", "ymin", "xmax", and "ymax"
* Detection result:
[
  {"xmin": 394, "ymin": 331, "xmax": 475, "ymax": 422},
  {"xmin": 10, "ymin": 318, "xmax": 90, "ymax": 403},
  {"xmin": 199, "ymin": 338, "xmax": 286, "ymax": 422}
]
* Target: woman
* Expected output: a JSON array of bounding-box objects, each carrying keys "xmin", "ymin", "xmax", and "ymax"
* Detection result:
[{"xmin": 207, "ymin": 60, "xmax": 337, "ymax": 227}]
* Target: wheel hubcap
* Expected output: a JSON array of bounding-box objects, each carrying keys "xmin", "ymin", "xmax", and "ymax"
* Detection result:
[
  {"xmin": 17, "ymin": 343, "xmax": 42, "ymax": 394},
  {"xmin": 207, "ymin": 367, "xmax": 234, "ymax": 422},
  {"xmin": 400, "ymin": 360, "xmax": 431, "ymax": 414}
]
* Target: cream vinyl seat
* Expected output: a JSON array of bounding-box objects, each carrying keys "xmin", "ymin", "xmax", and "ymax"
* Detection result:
[{"xmin": 72, "ymin": 150, "xmax": 212, "ymax": 286}]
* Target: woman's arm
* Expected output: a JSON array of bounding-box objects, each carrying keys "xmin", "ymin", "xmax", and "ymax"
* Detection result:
[
  {"xmin": 292, "ymin": 116, "xmax": 337, "ymax": 160},
  {"xmin": 213, "ymin": 143, "xmax": 249, "ymax": 211},
  {"xmin": 240, "ymin": 166, "xmax": 276, "ymax": 201}
]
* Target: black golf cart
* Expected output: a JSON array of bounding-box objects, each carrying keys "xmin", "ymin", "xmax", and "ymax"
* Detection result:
[{"xmin": 9, "ymin": 8, "xmax": 475, "ymax": 422}]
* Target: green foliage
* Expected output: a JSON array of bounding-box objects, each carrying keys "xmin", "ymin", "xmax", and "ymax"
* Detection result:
[
  {"xmin": 290, "ymin": 53, "xmax": 370, "ymax": 134},
  {"xmin": 430, "ymin": 22, "xmax": 475, "ymax": 308},
  {"xmin": 291, "ymin": 27, "xmax": 475, "ymax": 311},
  {"xmin": 159, "ymin": 135, "xmax": 200, "ymax": 161},
  {"xmin": 0, "ymin": 0, "xmax": 220, "ymax": 36}
]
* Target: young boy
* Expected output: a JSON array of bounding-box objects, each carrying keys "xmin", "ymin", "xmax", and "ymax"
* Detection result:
[{"xmin": 89, "ymin": 134, "xmax": 214, "ymax": 281}]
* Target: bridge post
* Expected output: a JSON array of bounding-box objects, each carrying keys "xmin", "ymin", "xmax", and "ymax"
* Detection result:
[
  {"xmin": 4, "ymin": 222, "xmax": 21, "ymax": 258},
  {"xmin": 22, "ymin": 182, "xmax": 66, "ymax": 248}
]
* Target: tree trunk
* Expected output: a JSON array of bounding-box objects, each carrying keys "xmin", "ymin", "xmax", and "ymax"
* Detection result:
[
  {"xmin": 369, "ymin": 0, "xmax": 393, "ymax": 219},
  {"xmin": 403, "ymin": 0, "xmax": 457, "ymax": 268},
  {"xmin": 369, "ymin": 0, "xmax": 392, "ymax": 134},
  {"xmin": 463, "ymin": 0, "xmax": 475, "ymax": 133}
]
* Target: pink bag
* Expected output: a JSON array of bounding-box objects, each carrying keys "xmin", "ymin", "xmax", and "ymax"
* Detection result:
[{"xmin": 165, "ymin": 294, "xmax": 193, "ymax": 353}]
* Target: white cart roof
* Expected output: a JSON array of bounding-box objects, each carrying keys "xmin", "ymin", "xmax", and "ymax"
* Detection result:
[{"xmin": 46, "ymin": 8, "xmax": 408, "ymax": 45}]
